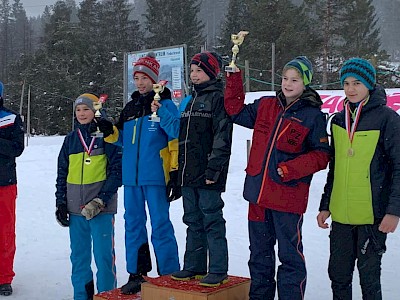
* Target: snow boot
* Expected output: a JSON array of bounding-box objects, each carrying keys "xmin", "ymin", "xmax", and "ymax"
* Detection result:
[
  {"xmin": 0, "ymin": 284, "xmax": 12, "ymax": 296},
  {"xmin": 120, "ymin": 274, "xmax": 146, "ymax": 295},
  {"xmin": 171, "ymin": 270, "xmax": 207, "ymax": 281},
  {"xmin": 85, "ymin": 280, "xmax": 94, "ymax": 300},
  {"xmin": 199, "ymin": 273, "xmax": 228, "ymax": 287}
]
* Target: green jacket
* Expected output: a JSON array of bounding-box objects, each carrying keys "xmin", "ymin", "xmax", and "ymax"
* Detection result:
[{"xmin": 320, "ymin": 85, "xmax": 400, "ymax": 224}]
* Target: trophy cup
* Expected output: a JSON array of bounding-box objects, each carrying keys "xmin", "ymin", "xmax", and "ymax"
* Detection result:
[
  {"xmin": 91, "ymin": 94, "xmax": 108, "ymax": 137},
  {"xmin": 225, "ymin": 31, "xmax": 249, "ymax": 73},
  {"xmin": 149, "ymin": 80, "xmax": 168, "ymax": 122}
]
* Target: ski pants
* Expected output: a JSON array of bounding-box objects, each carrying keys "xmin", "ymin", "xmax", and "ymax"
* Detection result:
[
  {"xmin": 328, "ymin": 221, "xmax": 387, "ymax": 300},
  {"xmin": 0, "ymin": 185, "xmax": 17, "ymax": 285},
  {"xmin": 124, "ymin": 185, "xmax": 179, "ymax": 275},
  {"xmin": 181, "ymin": 187, "xmax": 228, "ymax": 274},
  {"xmin": 248, "ymin": 204, "xmax": 306, "ymax": 300},
  {"xmin": 69, "ymin": 214, "xmax": 116, "ymax": 300}
]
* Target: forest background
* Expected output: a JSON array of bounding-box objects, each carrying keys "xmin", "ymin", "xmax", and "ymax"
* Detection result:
[{"xmin": 1, "ymin": 0, "xmax": 400, "ymax": 135}]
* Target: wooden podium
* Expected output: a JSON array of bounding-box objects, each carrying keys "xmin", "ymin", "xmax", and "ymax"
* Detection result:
[{"xmin": 94, "ymin": 275, "xmax": 250, "ymax": 300}]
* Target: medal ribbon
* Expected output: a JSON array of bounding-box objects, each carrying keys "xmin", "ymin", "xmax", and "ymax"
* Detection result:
[
  {"xmin": 345, "ymin": 100, "xmax": 365, "ymax": 144},
  {"xmin": 77, "ymin": 129, "xmax": 96, "ymax": 156}
]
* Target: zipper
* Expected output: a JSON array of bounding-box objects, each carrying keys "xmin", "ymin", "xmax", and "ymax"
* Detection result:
[
  {"xmin": 134, "ymin": 107, "xmax": 145, "ymax": 186},
  {"xmin": 181, "ymin": 92, "xmax": 197, "ymax": 185},
  {"xmin": 256, "ymin": 99, "xmax": 298, "ymax": 204}
]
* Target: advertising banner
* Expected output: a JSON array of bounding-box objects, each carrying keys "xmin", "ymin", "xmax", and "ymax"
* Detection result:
[{"xmin": 124, "ymin": 45, "xmax": 188, "ymax": 105}]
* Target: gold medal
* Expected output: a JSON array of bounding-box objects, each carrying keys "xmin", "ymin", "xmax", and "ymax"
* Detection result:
[
  {"xmin": 85, "ymin": 157, "xmax": 92, "ymax": 165},
  {"xmin": 347, "ymin": 148, "xmax": 354, "ymax": 157}
]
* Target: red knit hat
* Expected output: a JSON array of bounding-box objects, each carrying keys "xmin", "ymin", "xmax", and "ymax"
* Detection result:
[
  {"xmin": 191, "ymin": 51, "xmax": 222, "ymax": 80},
  {"xmin": 133, "ymin": 52, "xmax": 160, "ymax": 83}
]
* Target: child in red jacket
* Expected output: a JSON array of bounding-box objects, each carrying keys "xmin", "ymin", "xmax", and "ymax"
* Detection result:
[{"xmin": 224, "ymin": 56, "xmax": 330, "ymax": 300}]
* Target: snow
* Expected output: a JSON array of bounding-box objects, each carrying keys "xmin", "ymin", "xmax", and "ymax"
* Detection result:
[{"xmin": 10, "ymin": 122, "xmax": 400, "ymax": 299}]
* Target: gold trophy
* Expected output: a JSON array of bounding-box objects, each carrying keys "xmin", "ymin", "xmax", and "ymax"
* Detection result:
[
  {"xmin": 225, "ymin": 31, "xmax": 249, "ymax": 73},
  {"xmin": 149, "ymin": 80, "xmax": 168, "ymax": 122},
  {"xmin": 92, "ymin": 94, "xmax": 108, "ymax": 137}
]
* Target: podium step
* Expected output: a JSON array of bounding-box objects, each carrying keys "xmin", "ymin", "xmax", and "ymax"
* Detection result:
[
  {"xmin": 94, "ymin": 275, "xmax": 250, "ymax": 300},
  {"xmin": 142, "ymin": 275, "xmax": 250, "ymax": 300},
  {"xmin": 94, "ymin": 288, "xmax": 141, "ymax": 300}
]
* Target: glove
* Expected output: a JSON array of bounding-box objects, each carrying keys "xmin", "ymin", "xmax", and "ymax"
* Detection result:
[
  {"xmin": 81, "ymin": 198, "xmax": 105, "ymax": 220},
  {"xmin": 55, "ymin": 203, "xmax": 69, "ymax": 227},
  {"xmin": 166, "ymin": 170, "xmax": 181, "ymax": 202},
  {"xmin": 96, "ymin": 118, "xmax": 114, "ymax": 137}
]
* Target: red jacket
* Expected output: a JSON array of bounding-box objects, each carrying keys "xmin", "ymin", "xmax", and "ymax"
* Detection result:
[{"xmin": 224, "ymin": 72, "xmax": 330, "ymax": 214}]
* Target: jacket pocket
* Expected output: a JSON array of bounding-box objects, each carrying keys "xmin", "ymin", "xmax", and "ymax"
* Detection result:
[{"xmin": 275, "ymin": 119, "xmax": 309, "ymax": 154}]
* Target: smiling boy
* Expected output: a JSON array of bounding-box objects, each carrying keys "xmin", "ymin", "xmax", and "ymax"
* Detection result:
[{"xmin": 318, "ymin": 58, "xmax": 400, "ymax": 299}]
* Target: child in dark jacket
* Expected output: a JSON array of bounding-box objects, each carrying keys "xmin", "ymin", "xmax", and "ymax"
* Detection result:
[
  {"xmin": 55, "ymin": 93, "xmax": 122, "ymax": 300},
  {"xmin": 318, "ymin": 58, "xmax": 400, "ymax": 299},
  {"xmin": 224, "ymin": 56, "xmax": 330, "ymax": 300},
  {"xmin": 153, "ymin": 51, "xmax": 233, "ymax": 287}
]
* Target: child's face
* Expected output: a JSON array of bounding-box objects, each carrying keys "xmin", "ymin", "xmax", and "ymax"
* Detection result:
[
  {"xmin": 190, "ymin": 64, "xmax": 210, "ymax": 85},
  {"xmin": 281, "ymin": 68, "xmax": 305, "ymax": 104},
  {"xmin": 75, "ymin": 104, "xmax": 95, "ymax": 124},
  {"xmin": 134, "ymin": 72, "xmax": 154, "ymax": 94},
  {"xmin": 343, "ymin": 76, "xmax": 370, "ymax": 103}
]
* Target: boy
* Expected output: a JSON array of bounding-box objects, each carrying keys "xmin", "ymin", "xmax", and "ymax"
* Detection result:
[
  {"xmin": 55, "ymin": 93, "xmax": 122, "ymax": 299},
  {"xmin": 154, "ymin": 51, "xmax": 233, "ymax": 287},
  {"xmin": 224, "ymin": 56, "xmax": 330, "ymax": 299},
  {"xmin": 0, "ymin": 81, "xmax": 24, "ymax": 296},
  {"xmin": 97, "ymin": 52, "xmax": 180, "ymax": 294},
  {"xmin": 318, "ymin": 57, "xmax": 400, "ymax": 299}
]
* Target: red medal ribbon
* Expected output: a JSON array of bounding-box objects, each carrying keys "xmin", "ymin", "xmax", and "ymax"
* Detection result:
[
  {"xmin": 345, "ymin": 100, "xmax": 365, "ymax": 144},
  {"xmin": 77, "ymin": 129, "xmax": 96, "ymax": 156}
]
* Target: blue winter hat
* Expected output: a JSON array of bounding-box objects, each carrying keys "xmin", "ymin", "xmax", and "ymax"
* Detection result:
[
  {"xmin": 284, "ymin": 56, "xmax": 313, "ymax": 86},
  {"xmin": 340, "ymin": 58, "xmax": 376, "ymax": 90},
  {"xmin": 0, "ymin": 81, "xmax": 3, "ymax": 97}
]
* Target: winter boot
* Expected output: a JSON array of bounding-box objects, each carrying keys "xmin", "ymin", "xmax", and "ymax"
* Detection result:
[
  {"xmin": 171, "ymin": 270, "xmax": 207, "ymax": 281},
  {"xmin": 199, "ymin": 273, "xmax": 228, "ymax": 287},
  {"xmin": 85, "ymin": 280, "xmax": 94, "ymax": 300},
  {"xmin": 120, "ymin": 274, "xmax": 146, "ymax": 295},
  {"xmin": 0, "ymin": 284, "xmax": 12, "ymax": 296}
]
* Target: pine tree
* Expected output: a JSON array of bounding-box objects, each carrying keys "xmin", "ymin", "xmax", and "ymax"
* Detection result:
[
  {"xmin": 232, "ymin": 0, "xmax": 318, "ymax": 91},
  {"xmin": 143, "ymin": 0, "xmax": 204, "ymax": 59},
  {"xmin": 218, "ymin": 0, "xmax": 250, "ymax": 66}
]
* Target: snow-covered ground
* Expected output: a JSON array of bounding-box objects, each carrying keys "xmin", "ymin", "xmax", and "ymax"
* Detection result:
[{"xmin": 9, "ymin": 125, "xmax": 400, "ymax": 299}]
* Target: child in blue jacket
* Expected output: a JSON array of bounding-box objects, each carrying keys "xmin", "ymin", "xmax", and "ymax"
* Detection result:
[
  {"xmin": 97, "ymin": 52, "xmax": 180, "ymax": 294},
  {"xmin": 55, "ymin": 93, "xmax": 122, "ymax": 300}
]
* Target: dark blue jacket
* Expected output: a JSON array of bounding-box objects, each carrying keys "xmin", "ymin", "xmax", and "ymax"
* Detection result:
[{"xmin": 0, "ymin": 98, "xmax": 24, "ymax": 186}]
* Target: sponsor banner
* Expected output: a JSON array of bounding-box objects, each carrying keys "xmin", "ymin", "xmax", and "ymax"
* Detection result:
[{"xmin": 245, "ymin": 89, "xmax": 400, "ymax": 114}]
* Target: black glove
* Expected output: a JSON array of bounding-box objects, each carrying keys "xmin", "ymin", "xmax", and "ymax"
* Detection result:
[
  {"xmin": 55, "ymin": 203, "xmax": 69, "ymax": 227},
  {"xmin": 96, "ymin": 118, "xmax": 114, "ymax": 137},
  {"xmin": 166, "ymin": 170, "xmax": 181, "ymax": 202}
]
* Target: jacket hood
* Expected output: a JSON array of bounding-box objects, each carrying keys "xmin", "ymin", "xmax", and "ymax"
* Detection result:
[
  {"xmin": 277, "ymin": 86, "xmax": 323, "ymax": 108},
  {"xmin": 192, "ymin": 79, "xmax": 223, "ymax": 94},
  {"xmin": 73, "ymin": 119, "xmax": 97, "ymax": 134},
  {"xmin": 130, "ymin": 86, "xmax": 172, "ymax": 103}
]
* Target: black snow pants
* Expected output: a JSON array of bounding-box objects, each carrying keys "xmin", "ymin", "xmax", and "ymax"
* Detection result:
[{"xmin": 328, "ymin": 221, "xmax": 387, "ymax": 300}]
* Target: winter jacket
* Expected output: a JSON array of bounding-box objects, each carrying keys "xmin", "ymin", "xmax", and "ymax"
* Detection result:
[
  {"xmin": 0, "ymin": 98, "xmax": 24, "ymax": 186},
  {"xmin": 104, "ymin": 88, "xmax": 179, "ymax": 186},
  {"xmin": 225, "ymin": 72, "xmax": 330, "ymax": 214},
  {"xmin": 55, "ymin": 121, "xmax": 122, "ymax": 215},
  {"xmin": 176, "ymin": 79, "xmax": 233, "ymax": 191},
  {"xmin": 320, "ymin": 85, "xmax": 400, "ymax": 224}
]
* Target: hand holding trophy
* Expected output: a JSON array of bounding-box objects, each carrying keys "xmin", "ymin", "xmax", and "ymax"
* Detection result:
[
  {"xmin": 91, "ymin": 94, "xmax": 108, "ymax": 137},
  {"xmin": 149, "ymin": 80, "xmax": 168, "ymax": 122},
  {"xmin": 225, "ymin": 31, "xmax": 249, "ymax": 73}
]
